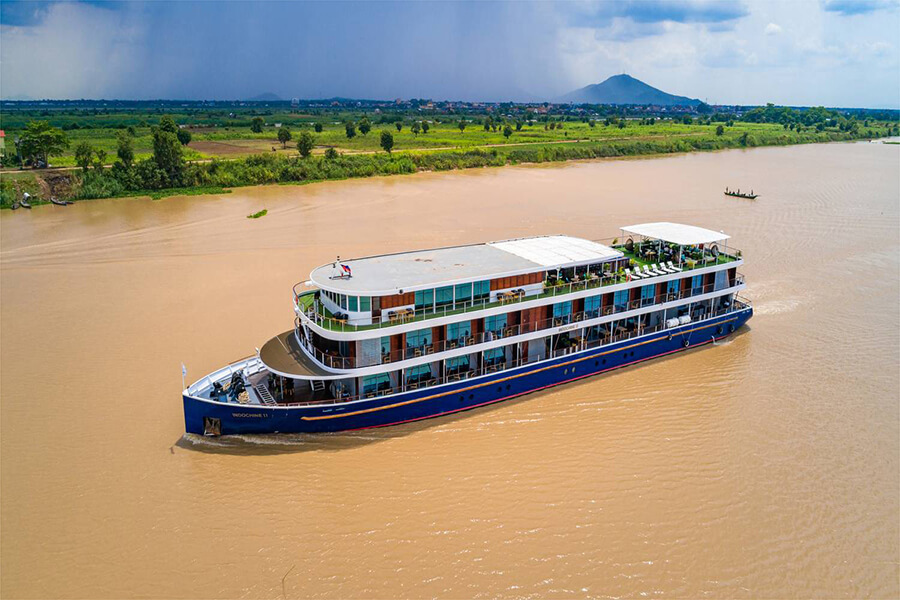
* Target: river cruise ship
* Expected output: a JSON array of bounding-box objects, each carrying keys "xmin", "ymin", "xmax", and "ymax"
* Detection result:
[{"xmin": 183, "ymin": 223, "xmax": 752, "ymax": 435}]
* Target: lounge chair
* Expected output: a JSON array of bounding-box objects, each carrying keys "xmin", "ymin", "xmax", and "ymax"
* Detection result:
[
  {"xmin": 650, "ymin": 264, "xmax": 666, "ymax": 276},
  {"xmin": 666, "ymin": 260, "xmax": 681, "ymax": 273},
  {"xmin": 642, "ymin": 265, "xmax": 655, "ymax": 277},
  {"xmin": 626, "ymin": 267, "xmax": 642, "ymax": 280}
]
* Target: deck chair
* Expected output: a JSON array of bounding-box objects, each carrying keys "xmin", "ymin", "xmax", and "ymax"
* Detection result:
[
  {"xmin": 626, "ymin": 267, "xmax": 642, "ymax": 280},
  {"xmin": 665, "ymin": 260, "xmax": 681, "ymax": 273},
  {"xmin": 650, "ymin": 264, "xmax": 667, "ymax": 276},
  {"xmin": 642, "ymin": 265, "xmax": 656, "ymax": 277}
]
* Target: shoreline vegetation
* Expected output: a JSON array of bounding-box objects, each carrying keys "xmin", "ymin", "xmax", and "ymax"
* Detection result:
[{"xmin": 1, "ymin": 106, "xmax": 896, "ymax": 209}]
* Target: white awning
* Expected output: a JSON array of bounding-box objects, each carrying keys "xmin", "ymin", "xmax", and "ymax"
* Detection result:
[
  {"xmin": 620, "ymin": 222, "xmax": 729, "ymax": 246},
  {"xmin": 489, "ymin": 235, "xmax": 622, "ymax": 267}
]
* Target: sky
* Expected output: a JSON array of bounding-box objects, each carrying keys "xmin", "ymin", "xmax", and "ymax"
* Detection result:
[{"xmin": 1, "ymin": 0, "xmax": 898, "ymax": 108}]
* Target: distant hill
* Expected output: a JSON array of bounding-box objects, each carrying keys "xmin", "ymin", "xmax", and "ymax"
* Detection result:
[
  {"xmin": 559, "ymin": 74, "xmax": 700, "ymax": 106},
  {"xmin": 245, "ymin": 92, "xmax": 282, "ymax": 102}
]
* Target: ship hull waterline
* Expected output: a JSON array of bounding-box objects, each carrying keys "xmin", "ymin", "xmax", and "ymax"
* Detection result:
[{"xmin": 183, "ymin": 308, "xmax": 751, "ymax": 435}]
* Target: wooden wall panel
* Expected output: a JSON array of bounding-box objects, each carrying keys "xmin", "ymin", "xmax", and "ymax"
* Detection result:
[{"xmin": 390, "ymin": 333, "xmax": 403, "ymax": 355}]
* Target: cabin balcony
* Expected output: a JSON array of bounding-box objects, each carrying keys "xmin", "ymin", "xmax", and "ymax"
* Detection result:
[
  {"xmin": 293, "ymin": 246, "xmax": 741, "ymax": 334},
  {"xmin": 296, "ymin": 275, "xmax": 745, "ymax": 371}
]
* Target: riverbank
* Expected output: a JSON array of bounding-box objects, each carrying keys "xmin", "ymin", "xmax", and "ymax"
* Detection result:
[{"xmin": 0, "ymin": 124, "xmax": 891, "ymax": 208}]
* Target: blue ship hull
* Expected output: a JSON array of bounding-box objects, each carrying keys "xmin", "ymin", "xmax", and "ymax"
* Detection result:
[{"xmin": 183, "ymin": 307, "xmax": 751, "ymax": 435}]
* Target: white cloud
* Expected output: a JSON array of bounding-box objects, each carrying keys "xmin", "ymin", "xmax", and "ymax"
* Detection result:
[{"xmin": 558, "ymin": 0, "xmax": 899, "ymax": 106}]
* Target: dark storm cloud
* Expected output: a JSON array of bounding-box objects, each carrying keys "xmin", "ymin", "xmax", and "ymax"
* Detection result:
[
  {"xmin": 0, "ymin": 0, "xmax": 113, "ymax": 25},
  {"xmin": 0, "ymin": 0, "xmax": 565, "ymax": 101},
  {"xmin": 564, "ymin": 0, "xmax": 749, "ymax": 41},
  {"xmin": 821, "ymin": 0, "xmax": 898, "ymax": 16},
  {"xmin": 616, "ymin": 0, "xmax": 749, "ymax": 23},
  {"xmin": 566, "ymin": 0, "xmax": 749, "ymax": 27}
]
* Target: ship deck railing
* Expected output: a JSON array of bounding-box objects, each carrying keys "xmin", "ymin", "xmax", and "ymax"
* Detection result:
[
  {"xmin": 295, "ymin": 247, "xmax": 741, "ymax": 333},
  {"xmin": 296, "ymin": 276, "xmax": 745, "ymax": 370},
  {"xmin": 250, "ymin": 297, "xmax": 751, "ymax": 408}
]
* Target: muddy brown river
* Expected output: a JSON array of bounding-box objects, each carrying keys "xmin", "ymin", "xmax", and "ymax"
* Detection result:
[{"xmin": 2, "ymin": 141, "xmax": 898, "ymax": 599}]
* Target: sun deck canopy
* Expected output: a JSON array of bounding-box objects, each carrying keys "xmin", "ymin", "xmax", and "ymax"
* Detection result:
[
  {"xmin": 310, "ymin": 235, "xmax": 622, "ymax": 295},
  {"xmin": 620, "ymin": 222, "xmax": 730, "ymax": 246}
]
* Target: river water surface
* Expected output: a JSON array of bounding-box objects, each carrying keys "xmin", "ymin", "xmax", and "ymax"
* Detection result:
[{"xmin": 2, "ymin": 141, "xmax": 898, "ymax": 599}]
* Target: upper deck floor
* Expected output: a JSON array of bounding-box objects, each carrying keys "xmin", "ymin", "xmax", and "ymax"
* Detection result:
[{"xmin": 309, "ymin": 235, "xmax": 624, "ymax": 297}]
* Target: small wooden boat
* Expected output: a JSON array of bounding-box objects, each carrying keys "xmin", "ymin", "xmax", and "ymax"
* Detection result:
[
  {"xmin": 11, "ymin": 201, "xmax": 20, "ymax": 210},
  {"xmin": 19, "ymin": 198, "xmax": 32, "ymax": 209},
  {"xmin": 724, "ymin": 187, "xmax": 757, "ymax": 199},
  {"xmin": 50, "ymin": 196, "xmax": 71, "ymax": 206}
]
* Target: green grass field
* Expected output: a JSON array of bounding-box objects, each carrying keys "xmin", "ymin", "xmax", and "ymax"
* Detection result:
[{"xmin": 1, "ymin": 116, "xmax": 835, "ymax": 167}]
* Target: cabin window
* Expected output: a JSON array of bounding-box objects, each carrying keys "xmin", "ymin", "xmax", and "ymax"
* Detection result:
[
  {"xmin": 448, "ymin": 321, "xmax": 471, "ymax": 343},
  {"xmin": 405, "ymin": 365, "xmax": 432, "ymax": 384},
  {"xmin": 446, "ymin": 356, "xmax": 470, "ymax": 373},
  {"xmin": 339, "ymin": 294, "xmax": 348, "ymax": 310},
  {"xmin": 359, "ymin": 296, "xmax": 370, "ymax": 311},
  {"xmin": 473, "ymin": 280, "xmax": 490, "ymax": 301},
  {"xmin": 614, "ymin": 290, "xmax": 629, "ymax": 311},
  {"xmin": 553, "ymin": 301, "xmax": 572, "ymax": 324},
  {"xmin": 584, "ymin": 295, "xmax": 601, "ymax": 318},
  {"xmin": 667, "ymin": 279, "xmax": 680, "ymax": 295},
  {"xmin": 415, "ymin": 289, "xmax": 434, "ymax": 310},
  {"xmin": 348, "ymin": 296, "xmax": 358, "ymax": 311},
  {"xmin": 641, "ymin": 284, "xmax": 655, "ymax": 306},
  {"xmin": 380, "ymin": 336, "xmax": 391, "ymax": 358},
  {"xmin": 406, "ymin": 328, "xmax": 432, "ymax": 350},
  {"xmin": 455, "ymin": 283, "xmax": 472, "ymax": 305},
  {"xmin": 435, "ymin": 286, "xmax": 453, "ymax": 308},
  {"xmin": 484, "ymin": 347, "xmax": 505, "ymax": 365},
  {"xmin": 362, "ymin": 373, "xmax": 391, "ymax": 395},
  {"xmin": 485, "ymin": 314, "xmax": 507, "ymax": 336},
  {"xmin": 691, "ymin": 275, "xmax": 703, "ymax": 294}
]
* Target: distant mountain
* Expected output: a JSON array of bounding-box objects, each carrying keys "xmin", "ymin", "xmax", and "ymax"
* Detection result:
[
  {"xmin": 245, "ymin": 92, "xmax": 282, "ymax": 102},
  {"xmin": 559, "ymin": 74, "xmax": 700, "ymax": 106}
]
